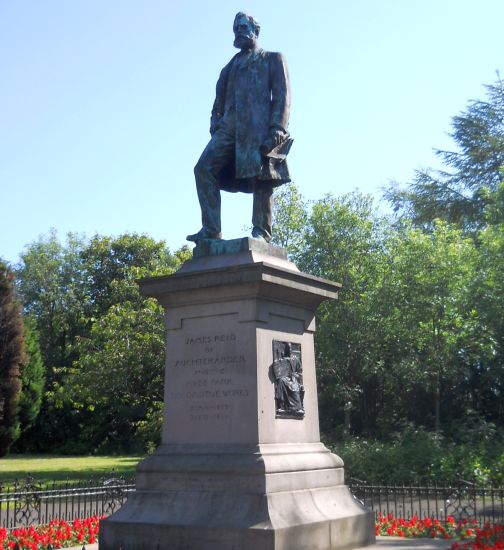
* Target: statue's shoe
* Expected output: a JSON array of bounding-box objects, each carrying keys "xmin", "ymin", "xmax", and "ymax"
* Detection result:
[
  {"xmin": 186, "ymin": 229, "xmax": 223, "ymax": 242},
  {"xmin": 251, "ymin": 228, "xmax": 271, "ymax": 243}
]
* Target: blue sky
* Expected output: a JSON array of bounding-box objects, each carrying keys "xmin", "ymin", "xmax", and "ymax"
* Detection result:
[{"xmin": 1, "ymin": 0, "xmax": 503, "ymax": 264}]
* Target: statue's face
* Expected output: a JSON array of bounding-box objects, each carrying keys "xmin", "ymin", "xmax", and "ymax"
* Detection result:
[{"xmin": 233, "ymin": 15, "xmax": 257, "ymax": 50}]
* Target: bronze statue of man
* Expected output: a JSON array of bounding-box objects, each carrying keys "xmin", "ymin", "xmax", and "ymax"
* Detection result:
[{"xmin": 187, "ymin": 12, "xmax": 292, "ymax": 244}]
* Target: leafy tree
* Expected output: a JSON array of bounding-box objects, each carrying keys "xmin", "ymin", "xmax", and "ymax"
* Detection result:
[
  {"xmin": 16, "ymin": 316, "xmax": 44, "ymax": 438},
  {"xmin": 381, "ymin": 76, "xmax": 504, "ymax": 437},
  {"xmin": 0, "ymin": 260, "xmax": 24, "ymax": 455},
  {"xmin": 283, "ymin": 192, "xmax": 485, "ymax": 438},
  {"xmin": 15, "ymin": 231, "xmax": 88, "ymax": 451},
  {"xmin": 385, "ymin": 77, "xmax": 504, "ymax": 231},
  {"xmin": 469, "ymin": 219, "xmax": 504, "ymax": 423},
  {"xmin": 66, "ymin": 235, "xmax": 184, "ymax": 452},
  {"xmin": 15, "ymin": 231, "xmax": 181, "ymax": 452},
  {"xmin": 297, "ymin": 192, "xmax": 392, "ymax": 436},
  {"xmin": 272, "ymin": 182, "xmax": 308, "ymax": 261},
  {"xmin": 173, "ymin": 245, "xmax": 192, "ymax": 266},
  {"xmin": 379, "ymin": 221, "xmax": 481, "ymax": 433},
  {"xmin": 80, "ymin": 233, "xmax": 178, "ymax": 318},
  {"xmin": 66, "ymin": 299, "xmax": 165, "ymax": 453},
  {"xmin": 15, "ymin": 230, "xmax": 87, "ymax": 376},
  {"xmin": 333, "ymin": 422, "xmax": 504, "ymax": 485}
]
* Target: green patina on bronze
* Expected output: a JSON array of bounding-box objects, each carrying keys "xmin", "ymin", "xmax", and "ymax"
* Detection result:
[{"xmin": 188, "ymin": 12, "xmax": 293, "ymax": 244}]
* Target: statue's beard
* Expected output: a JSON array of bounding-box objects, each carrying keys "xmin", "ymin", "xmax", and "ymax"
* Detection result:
[{"xmin": 233, "ymin": 34, "xmax": 255, "ymax": 50}]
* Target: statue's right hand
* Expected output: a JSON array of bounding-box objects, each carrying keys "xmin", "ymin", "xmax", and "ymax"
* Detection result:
[{"xmin": 261, "ymin": 129, "xmax": 287, "ymax": 154}]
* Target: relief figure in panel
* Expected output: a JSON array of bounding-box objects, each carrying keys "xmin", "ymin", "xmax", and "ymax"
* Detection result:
[{"xmin": 272, "ymin": 341, "xmax": 304, "ymax": 419}]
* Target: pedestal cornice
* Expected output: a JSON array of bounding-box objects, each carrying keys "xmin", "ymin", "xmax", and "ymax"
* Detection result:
[{"xmin": 139, "ymin": 258, "xmax": 341, "ymax": 311}]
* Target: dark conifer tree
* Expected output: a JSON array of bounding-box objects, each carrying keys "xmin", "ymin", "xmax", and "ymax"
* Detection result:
[
  {"xmin": 385, "ymin": 77, "xmax": 504, "ymax": 231},
  {"xmin": 17, "ymin": 318, "xmax": 44, "ymax": 433},
  {"xmin": 0, "ymin": 260, "xmax": 24, "ymax": 455}
]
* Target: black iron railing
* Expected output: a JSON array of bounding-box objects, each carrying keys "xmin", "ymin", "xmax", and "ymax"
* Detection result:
[
  {"xmin": 1, "ymin": 475, "xmax": 502, "ymax": 530},
  {"xmin": 0, "ymin": 474, "xmax": 135, "ymax": 529},
  {"xmin": 348, "ymin": 478, "xmax": 504, "ymax": 527}
]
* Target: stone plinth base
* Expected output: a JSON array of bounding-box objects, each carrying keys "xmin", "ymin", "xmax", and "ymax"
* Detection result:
[
  {"xmin": 100, "ymin": 443, "xmax": 374, "ymax": 550},
  {"xmin": 100, "ymin": 239, "xmax": 375, "ymax": 549}
]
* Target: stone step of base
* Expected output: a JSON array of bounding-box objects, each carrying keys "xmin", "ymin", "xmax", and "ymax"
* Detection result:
[{"xmin": 63, "ymin": 536, "xmax": 453, "ymax": 550}]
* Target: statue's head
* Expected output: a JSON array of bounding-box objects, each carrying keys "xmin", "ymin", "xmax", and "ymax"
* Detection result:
[
  {"xmin": 284, "ymin": 342, "xmax": 292, "ymax": 357},
  {"xmin": 233, "ymin": 12, "xmax": 260, "ymax": 50}
]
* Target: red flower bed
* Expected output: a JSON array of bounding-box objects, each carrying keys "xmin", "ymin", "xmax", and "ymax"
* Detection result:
[
  {"xmin": 451, "ymin": 524, "xmax": 504, "ymax": 550},
  {"xmin": 0, "ymin": 516, "xmax": 103, "ymax": 549},
  {"xmin": 376, "ymin": 513, "xmax": 503, "ymax": 550},
  {"xmin": 1, "ymin": 513, "xmax": 502, "ymax": 549}
]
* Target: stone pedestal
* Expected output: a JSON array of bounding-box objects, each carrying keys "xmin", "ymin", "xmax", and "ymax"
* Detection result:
[{"xmin": 100, "ymin": 238, "xmax": 375, "ymax": 550}]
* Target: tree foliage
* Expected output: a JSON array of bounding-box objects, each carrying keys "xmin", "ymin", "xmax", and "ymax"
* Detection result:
[
  {"xmin": 385, "ymin": 77, "xmax": 504, "ymax": 231},
  {"xmin": 15, "ymin": 232, "xmax": 181, "ymax": 453},
  {"xmin": 66, "ymin": 299, "xmax": 165, "ymax": 453},
  {"xmin": 16, "ymin": 316, "xmax": 44, "ymax": 439},
  {"xmin": 0, "ymin": 260, "xmax": 24, "ymax": 455},
  {"xmin": 296, "ymin": 192, "xmax": 392, "ymax": 436},
  {"xmin": 378, "ymin": 222, "xmax": 481, "ymax": 433},
  {"xmin": 80, "ymin": 233, "xmax": 178, "ymax": 317},
  {"xmin": 15, "ymin": 232, "xmax": 89, "ymax": 451},
  {"xmin": 271, "ymin": 186, "xmax": 501, "ymax": 447},
  {"xmin": 469, "ymin": 220, "xmax": 504, "ymax": 423},
  {"xmin": 272, "ymin": 182, "xmax": 308, "ymax": 262}
]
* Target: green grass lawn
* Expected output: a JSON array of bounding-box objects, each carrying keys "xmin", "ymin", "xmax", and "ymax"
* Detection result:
[{"xmin": 0, "ymin": 455, "xmax": 144, "ymax": 484}]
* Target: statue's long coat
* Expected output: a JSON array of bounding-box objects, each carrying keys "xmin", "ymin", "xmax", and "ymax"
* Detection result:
[{"xmin": 210, "ymin": 48, "xmax": 292, "ymax": 193}]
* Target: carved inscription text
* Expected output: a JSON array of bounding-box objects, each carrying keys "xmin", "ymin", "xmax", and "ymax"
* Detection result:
[{"xmin": 169, "ymin": 331, "xmax": 249, "ymax": 424}]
